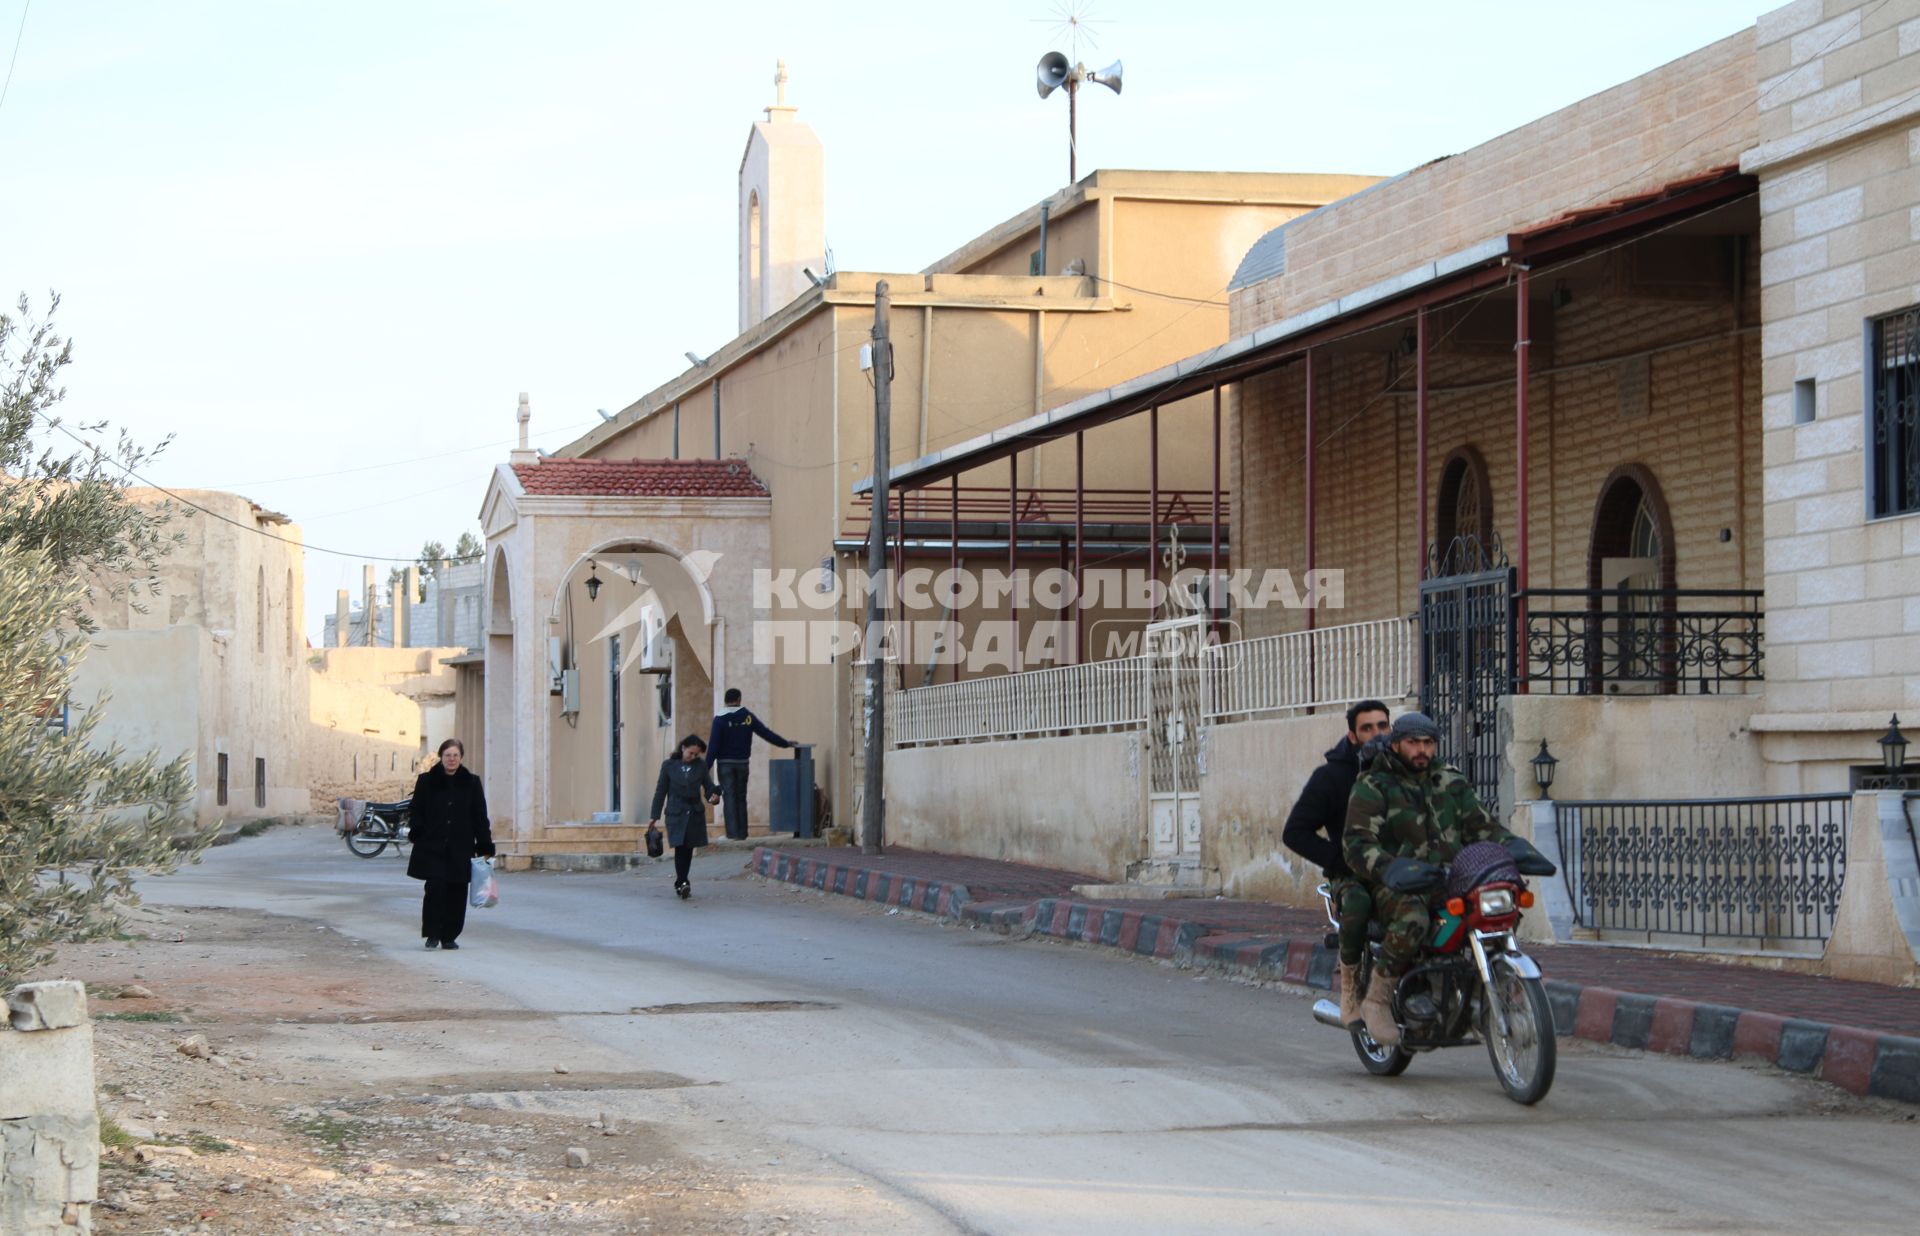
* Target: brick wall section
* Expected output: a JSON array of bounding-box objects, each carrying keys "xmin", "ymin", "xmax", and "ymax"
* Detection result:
[
  {"xmin": 1748, "ymin": 0, "xmax": 1920, "ymax": 719},
  {"xmin": 1235, "ymin": 242, "xmax": 1762, "ymax": 639},
  {"xmin": 1229, "ymin": 33, "xmax": 1758, "ymax": 336}
]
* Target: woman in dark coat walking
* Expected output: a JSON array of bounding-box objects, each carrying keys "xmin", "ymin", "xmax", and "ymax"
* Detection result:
[
  {"xmin": 648, "ymin": 733, "xmax": 720, "ymax": 899},
  {"xmin": 407, "ymin": 738, "xmax": 495, "ymax": 948}
]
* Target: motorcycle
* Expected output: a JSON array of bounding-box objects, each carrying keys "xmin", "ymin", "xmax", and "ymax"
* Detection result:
[
  {"xmin": 344, "ymin": 798, "xmax": 411, "ymax": 858},
  {"xmin": 1312, "ymin": 838, "xmax": 1560, "ymax": 1105}
]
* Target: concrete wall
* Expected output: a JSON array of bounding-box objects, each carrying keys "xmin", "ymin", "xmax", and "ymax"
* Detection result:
[
  {"xmin": 1200, "ymin": 709, "xmax": 1409, "ymax": 906},
  {"xmin": 305, "ymin": 646, "xmax": 462, "ymax": 809},
  {"xmin": 1, "ymin": 983, "xmax": 97, "ymax": 1233},
  {"xmin": 887, "ymin": 732, "xmax": 1145, "ymax": 879},
  {"xmin": 1500, "ymin": 693, "xmax": 1767, "ymax": 806},
  {"xmin": 1745, "ymin": 0, "xmax": 1920, "ymax": 788}
]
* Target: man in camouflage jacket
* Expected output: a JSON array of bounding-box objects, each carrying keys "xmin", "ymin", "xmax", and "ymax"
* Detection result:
[{"xmin": 1342, "ymin": 711, "xmax": 1515, "ymax": 1046}]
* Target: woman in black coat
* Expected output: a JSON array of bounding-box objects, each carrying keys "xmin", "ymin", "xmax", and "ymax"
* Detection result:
[
  {"xmin": 648, "ymin": 733, "xmax": 720, "ymax": 900},
  {"xmin": 407, "ymin": 738, "xmax": 495, "ymax": 949}
]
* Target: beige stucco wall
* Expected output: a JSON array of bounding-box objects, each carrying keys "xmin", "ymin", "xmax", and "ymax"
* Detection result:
[
  {"xmin": 74, "ymin": 490, "xmax": 308, "ymax": 825},
  {"xmin": 305, "ymin": 646, "xmax": 463, "ymax": 810},
  {"xmin": 886, "ymin": 732, "xmax": 1145, "ymax": 879},
  {"xmin": 1745, "ymin": 0, "xmax": 1920, "ymax": 788},
  {"xmin": 1499, "ymin": 693, "xmax": 1767, "ymax": 806}
]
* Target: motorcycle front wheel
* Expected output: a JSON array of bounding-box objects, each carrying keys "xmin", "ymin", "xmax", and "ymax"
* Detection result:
[
  {"xmin": 345, "ymin": 826, "xmax": 389, "ymax": 858},
  {"xmin": 1349, "ymin": 1025, "xmax": 1412, "ymax": 1076},
  {"xmin": 1483, "ymin": 965, "xmax": 1556, "ymax": 1105}
]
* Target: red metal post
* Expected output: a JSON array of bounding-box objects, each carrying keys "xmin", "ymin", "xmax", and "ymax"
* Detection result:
[
  {"xmin": 1515, "ymin": 266, "xmax": 1532, "ymax": 693},
  {"xmin": 949, "ymin": 475, "xmax": 959, "ymax": 683},
  {"xmin": 894, "ymin": 486, "xmax": 907, "ymax": 690},
  {"xmin": 1210, "ymin": 383, "xmax": 1222, "ymax": 638},
  {"xmin": 1148, "ymin": 405, "xmax": 1160, "ymax": 600},
  {"xmin": 1074, "ymin": 431, "xmax": 1086, "ymax": 664},
  {"xmin": 1416, "ymin": 306, "xmax": 1429, "ymax": 581},
  {"xmin": 1304, "ymin": 351, "xmax": 1316, "ymax": 633},
  {"xmin": 1009, "ymin": 452, "xmax": 1021, "ymax": 672}
]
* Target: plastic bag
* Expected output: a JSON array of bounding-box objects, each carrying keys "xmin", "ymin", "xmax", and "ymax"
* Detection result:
[{"xmin": 469, "ymin": 857, "xmax": 499, "ymax": 909}]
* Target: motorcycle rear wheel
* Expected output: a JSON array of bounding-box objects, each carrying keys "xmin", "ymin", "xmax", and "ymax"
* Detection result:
[
  {"xmin": 1483, "ymin": 966, "xmax": 1556, "ymax": 1105},
  {"xmin": 1349, "ymin": 1026, "xmax": 1412, "ymax": 1076},
  {"xmin": 346, "ymin": 828, "xmax": 389, "ymax": 858}
]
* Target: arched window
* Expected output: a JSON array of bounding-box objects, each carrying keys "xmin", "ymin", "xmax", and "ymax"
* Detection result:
[
  {"xmin": 1587, "ymin": 465, "xmax": 1677, "ymax": 693},
  {"xmin": 747, "ymin": 190, "xmax": 763, "ymax": 319},
  {"xmin": 1434, "ymin": 445, "xmax": 1494, "ymax": 567}
]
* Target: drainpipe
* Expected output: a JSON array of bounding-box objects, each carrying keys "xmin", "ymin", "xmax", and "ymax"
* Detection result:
[
  {"xmin": 712, "ymin": 380, "xmax": 722, "ymax": 460},
  {"xmin": 1417, "ymin": 307, "xmax": 1429, "ymax": 581},
  {"xmin": 1035, "ymin": 201, "xmax": 1050, "ymax": 276},
  {"xmin": 1304, "ymin": 352, "xmax": 1315, "ymax": 634},
  {"xmin": 1515, "ymin": 266, "xmax": 1532, "ymax": 694}
]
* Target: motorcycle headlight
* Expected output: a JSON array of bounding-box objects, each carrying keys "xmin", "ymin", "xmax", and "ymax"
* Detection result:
[{"xmin": 1477, "ymin": 888, "xmax": 1515, "ymax": 916}]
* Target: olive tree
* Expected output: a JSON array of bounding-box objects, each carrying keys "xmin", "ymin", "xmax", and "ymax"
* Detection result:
[{"xmin": 0, "ymin": 295, "xmax": 207, "ymax": 982}]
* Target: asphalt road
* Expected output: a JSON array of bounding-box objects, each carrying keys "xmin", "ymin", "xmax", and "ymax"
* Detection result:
[{"xmin": 139, "ymin": 825, "xmax": 1920, "ymax": 1235}]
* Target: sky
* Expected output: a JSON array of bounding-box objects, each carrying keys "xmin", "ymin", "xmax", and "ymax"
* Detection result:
[{"xmin": 0, "ymin": 0, "xmax": 1781, "ymax": 645}]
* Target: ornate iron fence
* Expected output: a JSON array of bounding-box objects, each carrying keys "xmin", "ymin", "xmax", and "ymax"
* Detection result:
[
  {"xmin": 889, "ymin": 657, "xmax": 1149, "ymax": 746},
  {"xmin": 1554, "ymin": 794, "xmax": 1851, "ymax": 947},
  {"xmin": 1517, "ymin": 587, "xmax": 1764, "ymax": 695},
  {"xmin": 1201, "ymin": 616, "xmax": 1417, "ymax": 722}
]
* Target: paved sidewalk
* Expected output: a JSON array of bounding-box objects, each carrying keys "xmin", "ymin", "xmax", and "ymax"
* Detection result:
[{"xmin": 748, "ymin": 844, "xmax": 1920, "ymax": 1105}]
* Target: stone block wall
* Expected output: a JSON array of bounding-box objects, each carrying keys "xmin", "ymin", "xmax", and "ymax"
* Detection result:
[
  {"xmin": 1749, "ymin": 0, "xmax": 1920, "ymax": 726},
  {"xmin": 1, "ymin": 982, "xmax": 97, "ymax": 1234}
]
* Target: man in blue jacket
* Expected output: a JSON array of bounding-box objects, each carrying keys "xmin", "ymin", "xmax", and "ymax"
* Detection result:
[{"xmin": 707, "ymin": 688, "xmax": 794, "ymax": 840}]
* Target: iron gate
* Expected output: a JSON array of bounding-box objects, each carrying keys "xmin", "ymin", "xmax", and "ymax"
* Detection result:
[{"xmin": 1419, "ymin": 540, "xmax": 1513, "ymax": 820}]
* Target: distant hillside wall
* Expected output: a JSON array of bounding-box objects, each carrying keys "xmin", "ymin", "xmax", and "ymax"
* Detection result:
[{"xmin": 305, "ymin": 647, "xmax": 463, "ymax": 810}]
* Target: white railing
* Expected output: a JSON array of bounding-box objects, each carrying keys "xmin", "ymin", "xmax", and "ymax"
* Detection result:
[
  {"xmin": 891, "ymin": 658, "xmax": 1150, "ymax": 746},
  {"xmin": 1203, "ymin": 616, "xmax": 1417, "ymax": 721}
]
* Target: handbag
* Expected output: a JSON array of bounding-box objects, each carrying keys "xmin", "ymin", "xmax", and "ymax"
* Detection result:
[
  {"xmin": 644, "ymin": 825, "xmax": 664, "ymax": 858},
  {"xmin": 469, "ymin": 857, "xmax": 499, "ymax": 908}
]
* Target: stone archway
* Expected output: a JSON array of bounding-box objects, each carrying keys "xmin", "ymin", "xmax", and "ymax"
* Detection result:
[
  {"xmin": 482, "ymin": 548, "xmax": 516, "ymax": 815},
  {"xmin": 1434, "ymin": 444, "xmax": 1494, "ymax": 564}
]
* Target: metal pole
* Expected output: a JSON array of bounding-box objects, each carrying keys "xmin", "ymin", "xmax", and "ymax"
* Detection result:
[
  {"xmin": 894, "ymin": 486, "xmax": 907, "ymax": 691},
  {"xmin": 1010, "ymin": 451, "xmax": 1021, "ymax": 671},
  {"xmin": 1074, "ymin": 431, "xmax": 1085, "ymax": 664},
  {"xmin": 862, "ymin": 281, "xmax": 892, "ymax": 855},
  {"xmin": 1416, "ymin": 307, "xmax": 1429, "ymax": 580},
  {"xmin": 1068, "ymin": 78, "xmax": 1078, "ymax": 183},
  {"xmin": 950, "ymin": 475, "xmax": 960, "ymax": 683},
  {"xmin": 1148, "ymin": 405, "xmax": 1160, "ymax": 600},
  {"xmin": 1210, "ymin": 383, "xmax": 1222, "ymax": 636},
  {"xmin": 1305, "ymin": 352, "xmax": 1316, "ymax": 633},
  {"xmin": 1515, "ymin": 267, "xmax": 1531, "ymax": 695}
]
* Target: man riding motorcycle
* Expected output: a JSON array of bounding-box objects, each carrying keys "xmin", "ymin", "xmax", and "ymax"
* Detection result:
[{"xmin": 1342, "ymin": 711, "xmax": 1518, "ymax": 1047}]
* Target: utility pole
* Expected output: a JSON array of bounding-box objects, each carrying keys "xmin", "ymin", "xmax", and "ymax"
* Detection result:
[{"xmin": 862, "ymin": 281, "xmax": 892, "ymax": 856}]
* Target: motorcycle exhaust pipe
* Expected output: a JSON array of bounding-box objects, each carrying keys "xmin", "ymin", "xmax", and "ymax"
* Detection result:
[{"xmin": 1311, "ymin": 998, "xmax": 1348, "ymax": 1029}]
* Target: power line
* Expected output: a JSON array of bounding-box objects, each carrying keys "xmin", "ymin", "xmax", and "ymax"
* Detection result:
[
  {"xmin": 35, "ymin": 414, "xmax": 479, "ymax": 565},
  {"xmin": 0, "ymin": 0, "xmax": 28, "ymax": 120}
]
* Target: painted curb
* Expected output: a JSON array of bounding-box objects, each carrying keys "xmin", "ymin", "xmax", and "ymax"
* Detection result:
[{"xmin": 748, "ymin": 848, "xmax": 1920, "ymax": 1105}]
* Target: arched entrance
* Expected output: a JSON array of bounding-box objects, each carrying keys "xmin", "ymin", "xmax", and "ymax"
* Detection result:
[
  {"xmin": 482, "ymin": 548, "xmax": 516, "ymax": 824},
  {"xmin": 546, "ymin": 540, "xmax": 720, "ymax": 825},
  {"xmin": 1587, "ymin": 465, "xmax": 1676, "ymax": 693}
]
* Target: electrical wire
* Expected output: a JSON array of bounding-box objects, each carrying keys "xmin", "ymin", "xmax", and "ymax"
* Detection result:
[
  {"xmin": 0, "ymin": 0, "xmax": 28, "ymax": 120},
  {"xmin": 34, "ymin": 414, "xmax": 482, "ymax": 565}
]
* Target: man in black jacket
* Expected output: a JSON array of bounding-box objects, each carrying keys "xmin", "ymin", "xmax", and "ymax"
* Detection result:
[{"xmin": 1282, "ymin": 699, "xmax": 1391, "ymax": 1026}]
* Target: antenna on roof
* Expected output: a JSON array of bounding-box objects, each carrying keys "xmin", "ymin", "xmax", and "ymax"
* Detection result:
[{"xmin": 1032, "ymin": 2, "xmax": 1121, "ymax": 184}]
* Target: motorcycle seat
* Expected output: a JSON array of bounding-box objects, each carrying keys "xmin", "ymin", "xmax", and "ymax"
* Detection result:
[{"xmin": 363, "ymin": 799, "xmax": 411, "ymax": 814}]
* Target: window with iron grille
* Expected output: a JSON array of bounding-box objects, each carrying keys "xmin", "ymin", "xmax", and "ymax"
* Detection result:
[
  {"xmin": 255, "ymin": 758, "xmax": 267, "ymax": 808},
  {"xmin": 1870, "ymin": 307, "xmax": 1920, "ymax": 519},
  {"xmin": 217, "ymin": 753, "xmax": 229, "ymax": 807}
]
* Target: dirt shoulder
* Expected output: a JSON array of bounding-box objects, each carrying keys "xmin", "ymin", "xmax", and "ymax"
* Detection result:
[{"xmin": 51, "ymin": 902, "xmax": 914, "ymax": 1235}]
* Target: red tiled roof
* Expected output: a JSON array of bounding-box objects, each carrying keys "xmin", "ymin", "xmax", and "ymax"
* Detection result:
[{"xmin": 512, "ymin": 458, "xmax": 770, "ymax": 498}]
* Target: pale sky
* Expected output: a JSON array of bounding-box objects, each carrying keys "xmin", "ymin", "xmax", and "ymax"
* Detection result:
[{"xmin": 0, "ymin": 0, "xmax": 1779, "ymax": 644}]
